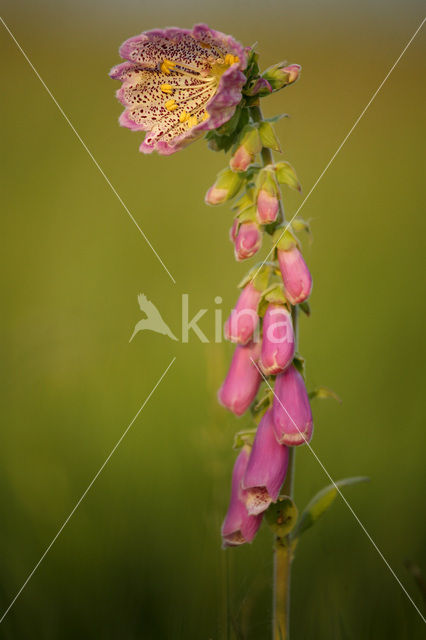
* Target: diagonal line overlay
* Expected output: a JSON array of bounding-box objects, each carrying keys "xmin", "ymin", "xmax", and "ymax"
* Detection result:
[
  {"xmin": 251, "ymin": 358, "xmax": 426, "ymax": 623},
  {"xmin": 1, "ymin": 16, "xmax": 176, "ymax": 285},
  {"xmin": 250, "ymin": 16, "xmax": 426, "ymax": 285},
  {"xmin": 0, "ymin": 357, "xmax": 176, "ymax": 624}
]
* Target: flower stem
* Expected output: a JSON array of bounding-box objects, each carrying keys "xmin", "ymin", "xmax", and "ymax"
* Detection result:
[{"xmin": 249, "ymin": 103, "xmax": 298, "ymax": 640}]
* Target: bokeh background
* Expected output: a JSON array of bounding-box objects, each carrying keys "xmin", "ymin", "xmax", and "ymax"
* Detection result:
[{"xmin": 1, "ymin": 1, "xmax": 425, "ymax": 638}]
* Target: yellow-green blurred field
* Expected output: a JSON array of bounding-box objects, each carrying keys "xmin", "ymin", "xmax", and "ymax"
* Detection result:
[{"xmin": 1, "ymin": 1, "xmax": 425, "ymax": 637}]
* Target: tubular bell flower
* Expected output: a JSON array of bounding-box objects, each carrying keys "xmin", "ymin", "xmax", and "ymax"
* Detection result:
[
  {"xmin": 110, "ymin": 24, "xmax": 247, "ymax": 155},
  {"xmin": 224, "ymin": 282, "xmax": 262, "ymax": 345},
  {"xmin": 278, "ymin": 246, "xmax": 313, "ymax": 305},
  {"xmin": 218, "ymin": 341, "xmax": 261, "ymax": 416},
  {"xmin": 272, "ymin": 364, "xmax": 313, "ymax": 446},
  {"xmin": 256, "ymin": 169, "xmax": 280, "ymax": 224},
  {"xmin": 260, "ymin": 304, "xmax": 295, "ymax": 375},
  {"xmin": 234, "ymin": 222, "xmax": 262, "ymax": 261},
  {"xmin": 243, "ymin": 410, "xmax": 289, "ymax": 515},
  {"xmin": 221, "ymin": 446, "xmax": 263, "ymax": 547}
]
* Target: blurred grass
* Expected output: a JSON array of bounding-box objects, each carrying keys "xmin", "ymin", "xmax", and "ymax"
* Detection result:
[{"xmin": 0, "ymin": 1, "xmax": 425, "ymax": 638}]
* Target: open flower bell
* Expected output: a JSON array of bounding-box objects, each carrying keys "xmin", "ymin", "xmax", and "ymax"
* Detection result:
[{"xmin": 110, "ymin": 24, "xmax": 247, "ymax": 155}]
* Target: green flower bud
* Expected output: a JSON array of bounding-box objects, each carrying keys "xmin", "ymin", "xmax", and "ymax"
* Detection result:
[{"xmin": 262, "ymin": 63, "xmax": 301, "ymax": 92}]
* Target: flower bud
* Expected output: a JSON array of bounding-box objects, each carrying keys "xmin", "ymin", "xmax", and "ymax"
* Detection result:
[
  {"xmin": 221, "ymin": 446, "xmax": 263, "ymax": 547},
  {"xmin": 257, "ymin": 189, "xmax": 279, "ymax": 225},
  {"xmin": 218, "ymin": 341, "xmax": 261, "ymax": 416},
  {"xmin": 262, "ymin": 63, "xmax": 301, "ymax": 92},
  {"xmin": 224, "ymin": 283, "xmax": 262, "ymax": 345},
  {"xmin": 205, "ymin": 168, "xmax": 243, "ymax": 205},
  {"xmin": 272, "ymin": 364, "xmax": 313, "ymax": 446},
  {"xmin": 234, "ymin": 222, "xmax": 262, "ymax": 261},
  {"xmin": 278, "ymin": 246, "xmax": 312, "ymax": 305},
  {"xmin": 256, "ymin": 169, "xmax": 280, "ymax": 224},
  {"xmin": 242, "ymin": 410, "xmax": 289, "ymax": 515},
  {"xmin": 230, "ymin": 127, "xmax": 261, "ymax": 173},
  {"xmin": 230, "ymin": 145, "xmax": 252, "ymax": 172},
  {"xmin": 260, "ymin": 304, "xmax": 295, "ymax": 375}
]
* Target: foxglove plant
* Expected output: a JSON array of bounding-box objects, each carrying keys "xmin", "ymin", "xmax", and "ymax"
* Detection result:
[{"xmin": 111, "ymin": 23, "xmax": 366, "ymax": 640}]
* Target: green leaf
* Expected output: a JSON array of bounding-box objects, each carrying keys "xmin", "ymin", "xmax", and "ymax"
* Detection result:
[
  {"xmin": 265, "ymin": 496, "xmax": 299, "ymax": 537},
  {"xmin": 309, "ymin": 386, "xmax": 342, "ymax": 403},
  {"xmin": 292, "ymin": 477, "xmax": 369, "ymax": 539},
  {"xmin": 274, "ymin": 161, "xmax": 301, "ymax": 192},
  {"xmin": 258, "ymin": 122, "xmax": 282, "ymax": 152}
]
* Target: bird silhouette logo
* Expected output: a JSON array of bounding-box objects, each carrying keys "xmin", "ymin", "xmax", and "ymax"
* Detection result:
[{"xmin": 129, "ymin": 293, "xmax": 178, "ymax": 343}]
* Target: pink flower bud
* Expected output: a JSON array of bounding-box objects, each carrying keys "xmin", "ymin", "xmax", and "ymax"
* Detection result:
[
  {"xmin": 224, "ymin": 283, "xmax": 262, "ymax": 345},
  {"xmin": 221, "ymin": 446, "xmax": 263, "ymax": 547},
  {"xmin": 242, "ymin": 410, "xmax": 289, "ymax": 515},
  {"xmin": 272, "ymin": 364, "xmax": 313, "ymax": 446},
  {"xmin": 262, "ymin": 63, "xmax": 301, "ymax": 92},
  {"xmin": 282, "ymin": 64, "xmax": 301, "ymax": 84},
  {"xmin": 277, "ymin": 246, "xmax": 312, "ymax": 305},
  {"xmin": 230, "ymin": 145, "xmax": 252, "ymax": 172},
  {"xmin": 205, "ymin": 168, "xmax": 243, "ymax": 205},
  {"xmin": 218, "ymin": 341, "xmax": 261, "ymax": 416},
  {"xmin": 260, "ymin": 304, "xmax": 295, "ymax": 375},
  {"xmin": 205, "ymin": 186, "xmax": 228, "ymax": 205},
  {"xmin": 256, "ymin": 189, "xmax": 279, "ymax": 224},
  {"xmin": 234, "ymin": 222, "xmax": 262, "ymax": 261}
]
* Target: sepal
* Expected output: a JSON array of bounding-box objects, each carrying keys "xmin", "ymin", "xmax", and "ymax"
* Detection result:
[
  {"xmin": 258, "ymin": 122, "xmax": 281, "ymax": 152},
  {"xmin": 237, "ymin": 263, "xmax": 272, "ymax": 291},
  {"xmin": 299, "ymin": 300, "xmax": 311, "ymax": 316},
  {"xmin": 233, "ymin": 429, "xmax": 257, "ymax": 449},
  {"xmin": 250, "ymin": 389, "xmax": 274, "ymax": 424},
  {"xmin": 292, "ymin": 217, "xmax": 312, "ymax": 240},
  {"xmin": 274, "ymin": 161, "xmax": 301, "ymax": 192},
  {"xmin": 205, "ymin": 168, "xmax": 244, "ymax": 205},
  {"xmin": 309, "ymin": 386, "xmax": 342, "ymax": 403},
  {"xmin": 265, "ymin": 495, "xmax": 298, "ymax": 537},
  {"xmin": 272, "ymin": 227, "xmax": 299, "ymax": 252}
]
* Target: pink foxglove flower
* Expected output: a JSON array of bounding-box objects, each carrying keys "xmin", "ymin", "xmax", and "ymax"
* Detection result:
[
  {"xmin": 243, "ymin": 410, "xmax": 289, "ymax": 515},
  {"xmin": 260, "ymin": 304, "xmax": 295, "ymax": 375},
  {"xmin": 110, "ymin": 24, "xmax": 247, "ymax": 155},
  {"xmin": 218, "ymin": 341, "xmax": 261, "ymax": 416},
  {"xmin": 278, "ymin": 246, "xmax": 313, "ymax": 305},
  {"xmin": 230, "ymin": 145, "xmax": 252, "ymax": 172},
  {"xmin": 234, "ymin": 222, "xmax": 262, "ymax": 261},
  {"xmin": 224, "ymin": 283, "xmax": 262, "ymax": 345},
  {"xmin": 256, "ymin": 189, "xmax": 279, "ymax": 224},
  {"xmin": 221, "ymin": 446, "xmax": 263, "ymax": 547},
  {"xmin": 272, "ymin": 364, "xmax": 313, "ymax": 446}
]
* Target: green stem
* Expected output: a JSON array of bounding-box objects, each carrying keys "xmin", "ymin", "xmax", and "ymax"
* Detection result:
[
  {"xmin": 249, "ymin": 103, "xmax": 298, "ymax": 640},
  {"xmin": 248, "ymin": 103, "xmax": 285, "ymax": 230}
]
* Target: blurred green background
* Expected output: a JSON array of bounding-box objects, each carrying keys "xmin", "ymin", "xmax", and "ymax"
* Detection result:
[{"xmin": 1, "ymin": 1, "xmax": 425, "ymax": 638}]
